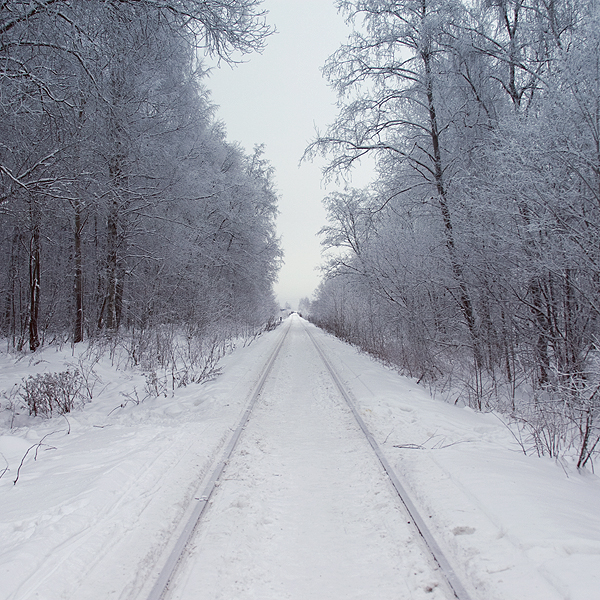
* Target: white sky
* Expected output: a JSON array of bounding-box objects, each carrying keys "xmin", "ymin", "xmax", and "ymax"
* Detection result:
[{"xmin": 207, "ymin": 0, "xmax": 372, "ymax": 310}]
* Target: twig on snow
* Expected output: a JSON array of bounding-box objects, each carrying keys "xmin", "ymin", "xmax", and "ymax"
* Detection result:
[
  {"xmin": 0, "ymin": 452, "xmax": 9, "ymax": 480},
  {"xmin": 13, "ymin": 432, "xmax": 58, "ymax": 485},
  {"xmin": 394, "ymin": 443, "xmax": 425, "ymax": 450}
]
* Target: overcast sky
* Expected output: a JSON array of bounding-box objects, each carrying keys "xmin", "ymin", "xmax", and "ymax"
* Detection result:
[{"xmin": 207, "ymin": 0, "xmax": 371, "ymax": 310}]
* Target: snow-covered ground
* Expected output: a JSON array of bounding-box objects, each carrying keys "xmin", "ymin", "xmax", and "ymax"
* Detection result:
[
  {"xmin": 168, "ymin": 320, "xmax": 451, "ymax": 600},
  {"xmin": 1, "ymin": 316, "xmax": 599, "ymax": 599},
  {"xmin": 316, "ymin": 324, "xmax": 600, "ymax": 600}
]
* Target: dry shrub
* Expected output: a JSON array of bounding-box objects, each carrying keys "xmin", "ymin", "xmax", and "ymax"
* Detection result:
[{"xmin": 20, "ymin": 370, "xmax": 84, "ymax": 417}]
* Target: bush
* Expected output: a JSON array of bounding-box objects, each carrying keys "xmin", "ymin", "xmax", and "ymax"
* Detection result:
[{"xmin": 20, "ymin": 370, "xmax": 84, "ymax": 418}]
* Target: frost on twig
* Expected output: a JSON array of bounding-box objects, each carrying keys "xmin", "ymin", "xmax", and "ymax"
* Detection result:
[{"xmin": 0, "ymin": 453, "xmax": 9, "ymax": 481}]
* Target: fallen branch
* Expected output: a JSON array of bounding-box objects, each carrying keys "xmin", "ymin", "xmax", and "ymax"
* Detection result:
[
  {"xmin": 0, "ymin": 452, "xmax": 9, "ymax": 481},
  {"xmin": 393, "ymin": 443, "xmax": 425, "ymax": 450},
  {"xmin": 13, "ymin": 432, "xmax": 58, "ymax": 485}
]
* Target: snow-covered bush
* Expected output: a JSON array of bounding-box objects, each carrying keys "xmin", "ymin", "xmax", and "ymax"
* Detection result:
[{"xmin": 19, "ymin": 370, "xmax": 84, "ymax": 418}]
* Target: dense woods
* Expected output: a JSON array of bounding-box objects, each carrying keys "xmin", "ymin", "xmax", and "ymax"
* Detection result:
[
  {"xmin": 0, "ymin": 1, "xmax": 281, "ymax": 363},
  {"xmin": 308, "ymin": 0, "xmax": 600, "ymax": 466}
]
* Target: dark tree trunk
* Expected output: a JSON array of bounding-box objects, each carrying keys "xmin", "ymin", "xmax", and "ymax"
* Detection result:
[
  {"xmin": 421, "ymin": 20, "xmax": 481, "ymax": 371},
  {"xmin": 4, "ymin": 230, "xmax": 21, "ymax": 345},
  {"xmin": 28, "ymin": 207, "xmax": 41, "ymax": 352},
  {"xmin": 104, "ymin": 193, "xmax": 119, "ymax": 331},
  {"xmin": 531, "ymin": 279, "xmax": 550, "ymax": 385},
  {"xmin": 73, "ymin": 198, "xmax": 84, "ymax": 343}
]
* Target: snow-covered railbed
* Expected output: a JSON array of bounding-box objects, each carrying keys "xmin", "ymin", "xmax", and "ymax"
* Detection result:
[
  {"xmin": 313, "ymin": 320, "xmax": 600, "ymax": 600},
  {"xmin": 163, "ymin": 316, "xmax": 453, "ymax": 600}
]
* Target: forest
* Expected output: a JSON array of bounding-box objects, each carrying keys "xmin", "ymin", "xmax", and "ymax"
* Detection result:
[
  {"xmin": 0, "ymin": 1, "xmax": 282, "ymax": 380},
  {"xmin": 307, "ymin": 0, "xmax": 600, "ymax": 467}
]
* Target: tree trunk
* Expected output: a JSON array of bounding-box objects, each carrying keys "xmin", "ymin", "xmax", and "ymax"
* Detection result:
[
  {"xmin": 421, "ymin": 27, "xmax": 482, "ymax": 371},
  {"xmin": 73, "ymin": 198, "xmax": 84, "ymax": 343},
  {"xmin": 4, "ymin": 230, "xmax": 21, "ymax": 347},
  {"xmin": 103, "ymin": 14, "xmax": 127, "ymax": 333},
  {"xmin": 28, "ymin": 198, "xmax": 41, "ymax": 351},
  {"xmin": 104, "ymin": 193, "xmax": 119, "ymax": 331},
  {"xmin": 530, "ymin": 278, "xmax": 550, "ymax": 385}
]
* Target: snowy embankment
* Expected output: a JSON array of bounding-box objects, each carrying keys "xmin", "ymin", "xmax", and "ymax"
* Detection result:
[
  {"xmin": 1, "ymin": 318, "xmax": 599, "ymax": 600},
  {"xmin": 316, "ymin": 328, "xmax": 600, "ymax": 600},
  {"xmin": 0, "ymin": 334, "xmax": 278, "ymax": 600}
]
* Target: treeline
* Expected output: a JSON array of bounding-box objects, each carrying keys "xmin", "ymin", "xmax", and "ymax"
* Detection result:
[
  {"xmin": 0, "ymin": 1, "xmax": 281, "ymax": 353},
  {"xmin": 308, "ymin": 0, "xmax": 600, "ymax": 466}
]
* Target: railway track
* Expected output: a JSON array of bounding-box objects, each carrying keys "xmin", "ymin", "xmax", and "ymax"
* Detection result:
[
  {"xmin": 146, "ymin": 317, "xmax": 474, "ymax": 600},
  {"xmin": 302, "ymin": 323, "xmax": 474, "ymax": 600},
  {"xmin": 146, "ymin": 320, "xmax": 292, "ymax": 600}
]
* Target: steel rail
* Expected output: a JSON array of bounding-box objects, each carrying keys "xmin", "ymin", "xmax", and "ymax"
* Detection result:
[
  {"xmin": 146, "ymin": 321, "xmax": 291, "ymax": 600},
  {"xmin": 303, "ymin": 322, "xmax": 475, "ymax": 600}
]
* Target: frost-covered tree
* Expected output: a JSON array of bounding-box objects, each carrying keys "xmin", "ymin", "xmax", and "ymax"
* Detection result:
[
  {"xmin": 310, "ymin": 0, "xmax": 599, "ymax": 463},
  {"xmin": 0, "ymin": 0, "xmax": 280, "ymax": 350},
  {"xmin": 307, "ymin": 0, "xmax": 488, "ymax": 379}
]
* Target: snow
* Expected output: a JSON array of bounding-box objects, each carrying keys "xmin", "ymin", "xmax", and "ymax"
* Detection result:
[
  {"xmin": 168, "ymin": 321, "xmax": 449, "ymax": 600},
  {"xmin": 1, "ymin": 316, "xmax": 599, "ymax": 599},
  {"xmin": 315, "ymin": 325, "xmax": 600, "ymax": 600}
]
